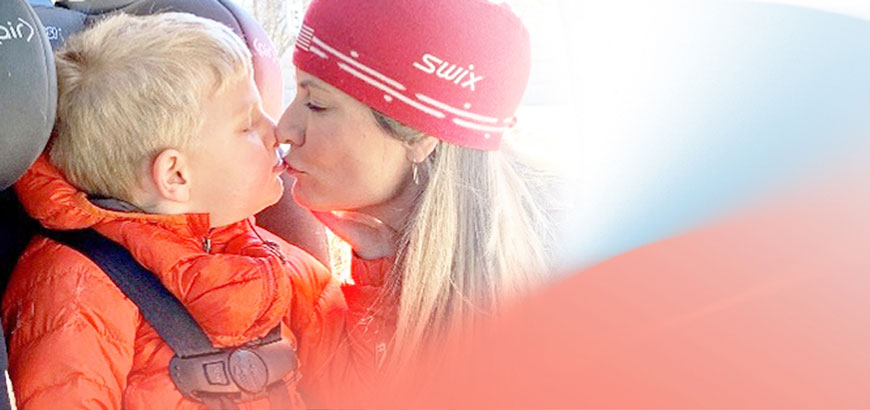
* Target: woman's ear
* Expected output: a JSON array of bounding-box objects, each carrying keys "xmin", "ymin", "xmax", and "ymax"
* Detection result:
[
  {"xmin": 151, "ymin": 148, "xmax": 191, "ymax": 203},
  {"xmin": 404, "ymin": 135, "xmax": 439, "ymax": 163}
]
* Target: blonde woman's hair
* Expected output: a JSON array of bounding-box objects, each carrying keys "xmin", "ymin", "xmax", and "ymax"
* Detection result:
[
  {"xmin": 372, "ymin": 111, "xmax": 554, "ymax": 368},
  {"xmin": 49, "ymin": 12, "xmax": 252, "ymax": 203}
]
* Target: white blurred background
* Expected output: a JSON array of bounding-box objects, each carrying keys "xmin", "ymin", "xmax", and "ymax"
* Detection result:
[{"xmin": 236, "ymin": 0, "xmax": 870, "ymax": 274}]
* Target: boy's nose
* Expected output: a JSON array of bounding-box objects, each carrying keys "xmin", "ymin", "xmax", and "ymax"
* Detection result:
[
  {"xmin": 260, "ymin": 115, "xmax": 279, "ymax": 148},
  {"xmin": 276, "ymin": 101, "xmax": 306, "ymax": 147}
]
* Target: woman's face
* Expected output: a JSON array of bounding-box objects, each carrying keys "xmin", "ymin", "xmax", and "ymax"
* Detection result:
[{"xmin": 276, "ymin": 69, "xmax": 412, "ymax": 212}]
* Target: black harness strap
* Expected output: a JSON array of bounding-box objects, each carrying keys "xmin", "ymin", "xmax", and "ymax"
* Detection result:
[
  {"xmin": 41, "ymin": 229, "xmax": 297, "ymax": 410},
  {"xmin": 42, "ymin": 228, "xmax": 218, "ymax": 357}
]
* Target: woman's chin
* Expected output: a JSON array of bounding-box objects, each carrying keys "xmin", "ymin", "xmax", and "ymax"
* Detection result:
[
  {"xmin": 290, "ymin": 183, "xmax": 361, "ymax": 213},
  {"xmin": 291, "ymin": 192, "xmax": 341, "ymax": 213},
  {"xmin": 290, "ymin": 186, "xmax": 317, "ymax": 210}
]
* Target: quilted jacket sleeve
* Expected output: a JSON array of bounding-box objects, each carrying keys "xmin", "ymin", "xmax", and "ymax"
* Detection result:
[
  {"xmin": 102, "ymin": 223, "xmax": 294, "ymax": 348},
  {"xmin": 1, "ymin": 239, "xmax": 139, "ymax": 410}
]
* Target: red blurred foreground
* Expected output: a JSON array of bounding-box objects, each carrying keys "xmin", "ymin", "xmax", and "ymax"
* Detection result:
[{"xmin": 337, "ymin": 160, "xmax": 870, "ymax": 408}]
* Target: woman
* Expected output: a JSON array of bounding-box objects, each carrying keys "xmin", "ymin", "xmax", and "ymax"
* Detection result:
[{"xmin": 279, "ymin": 0, "xmax": 553, "ymax": 401}]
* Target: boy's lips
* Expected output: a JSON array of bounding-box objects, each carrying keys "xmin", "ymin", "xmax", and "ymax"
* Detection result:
[
  {"xmin": 272, "ymin": 143, "xmax": 292, "ymax": 173},
  {"xmin": 273, "ymin": 143, "xmax": 291, "ymax": 172}
]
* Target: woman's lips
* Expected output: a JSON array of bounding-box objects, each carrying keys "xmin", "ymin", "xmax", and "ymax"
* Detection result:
[
  {"xmin": 284, "ymin": 161, "xmax": 304, "ymax": 175},
  {"xmin": 272, "ymin": 159, "xmax": 288, "ymax": 173},
  {"xmin": 284, "ymin": 158, "xmax": 305, "ymax": 175}
]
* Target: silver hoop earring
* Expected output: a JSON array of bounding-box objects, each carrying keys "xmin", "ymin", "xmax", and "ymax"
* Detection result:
[{"xmin": 412, "ymin": 163, "xmax": 420, "ymax": 185}]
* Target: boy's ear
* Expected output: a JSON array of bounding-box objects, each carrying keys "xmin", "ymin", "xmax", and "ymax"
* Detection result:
[
  {"xmin": 404, "ymin": 135, "xmax": 439, "ymax": 164},
  {"xmin": 151, "ymin": 149, "xmax": 191, "ymax": 203}
]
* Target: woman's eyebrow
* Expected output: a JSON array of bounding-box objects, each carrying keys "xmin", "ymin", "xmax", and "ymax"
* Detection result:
[{"xmin": 299, "ymin": 79, "xmax": 329, "ymax": 93}]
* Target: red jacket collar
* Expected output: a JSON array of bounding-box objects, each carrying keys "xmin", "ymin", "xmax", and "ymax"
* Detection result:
[{"xmin": 15, "ymin": 155, "xmax": 214, "ymax": 239}]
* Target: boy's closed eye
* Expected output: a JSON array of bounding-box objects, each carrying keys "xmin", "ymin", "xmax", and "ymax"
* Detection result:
[{"xmin": 237, "ymin": 104, "xmax": 256, "ymax": 134}]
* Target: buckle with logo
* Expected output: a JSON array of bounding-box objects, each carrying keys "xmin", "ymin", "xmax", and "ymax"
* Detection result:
[
  {"xmin": 170, "ymin": 337, "xmax": 297, "ymax": 402},
  {"xmin": 228, "ymin": 348, "xmax": 269, "ymax": 394}
]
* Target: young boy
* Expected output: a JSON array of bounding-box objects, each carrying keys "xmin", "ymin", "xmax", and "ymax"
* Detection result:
[{"xmin": 1, "ymin": 12, "xmax": 341, "ymax": 410}]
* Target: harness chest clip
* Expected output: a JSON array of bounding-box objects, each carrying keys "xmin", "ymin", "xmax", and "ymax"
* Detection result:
[{"xmin": 170, "ymin": 335, "xmax": 297, "ymax": 406}]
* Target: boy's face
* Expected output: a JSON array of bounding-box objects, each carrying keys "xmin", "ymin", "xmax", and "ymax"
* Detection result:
[{"xmin": 187, "ymin": 74, "xmax": 286, "ymax": 227}]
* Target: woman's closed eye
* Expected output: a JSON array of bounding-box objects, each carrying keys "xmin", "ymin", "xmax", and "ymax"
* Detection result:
[{"xmin": 306, "ymin": 101, "xmax": 327, "ymax": 113}]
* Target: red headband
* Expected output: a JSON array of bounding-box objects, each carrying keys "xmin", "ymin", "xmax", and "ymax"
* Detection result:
[{"xmin": 293, "ymin": 0, "xmax": 531, "ymax": 150}]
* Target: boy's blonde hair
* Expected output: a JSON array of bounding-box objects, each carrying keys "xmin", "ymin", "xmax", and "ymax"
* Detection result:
[{"xmin": 49, "ymin": 12, "xmax": 253, "ymax": 203}]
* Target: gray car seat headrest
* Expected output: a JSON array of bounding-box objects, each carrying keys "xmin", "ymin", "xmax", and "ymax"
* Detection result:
[
  {"xmin": 43, "ymin": 0, "xmax": 284, "ymax": 117},
  {"xmin": 57, "ymin": 0, "xmax": 139, "ymax": 14},
  {"xmin": 2, "ymin": 0, "xmax": 283, "ymax": 190},
  {"xmin": 27, "ymin": 0, "xmax": 86, "ymax": 50},
  {"xmin": 116, "ymin": 0, "xmax": 284, "ymax": 117},
  {"xmin": 0, "ymin": 0, "xmax": 55, "ymax": 190}
]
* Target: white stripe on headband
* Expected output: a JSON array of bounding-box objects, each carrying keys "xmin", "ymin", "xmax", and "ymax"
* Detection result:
[
  {"xmin": 303, "ymin": 34, "xmax": 510, "ymax": 136},
  {"xmin": 415, "ymin": 94, "xmax": 498, "ymax": 124},
  {"xmin": 297, "ymin": 25, "xmax": 314, "ymax": 49},
  {"xmin": 308, "ymin": 45, "xmax": 328, "ymax": 59},
  {"xmin": 337, "ymin": 62, "xmax": 446, "ymax": 119},
  {"xmin": 452, "ymin": 118, "xmax": 510, "ymax": 133},
  {"xmin": 311, "ymin": 36, "xmax": 407, "ymax": 91}
]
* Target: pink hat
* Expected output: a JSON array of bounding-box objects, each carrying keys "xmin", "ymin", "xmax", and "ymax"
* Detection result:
[{"xmin": 293, "ymin": 0, "xmax": 531, "ymax": 151}]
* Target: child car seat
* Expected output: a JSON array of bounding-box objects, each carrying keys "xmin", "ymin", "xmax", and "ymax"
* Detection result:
[
  {"xmin": 1, "ymin": 1, "xmax": 326, "ymax": 407},
  {"xmin": 0, "ymin": 1, "xmax": 55, "ymax": 407},
  {"xmin": 1, "ymin": 0, "xmax": 328, "ymax": 286}
]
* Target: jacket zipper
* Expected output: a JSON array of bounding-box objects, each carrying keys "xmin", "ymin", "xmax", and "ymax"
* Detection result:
[
  {"xmin": 201, "ymin": 237, "xmax": 212, "ymax": 253},
  {"xmin": 248, "ymin": 219, "xmax": 287, "ymax": 264}
]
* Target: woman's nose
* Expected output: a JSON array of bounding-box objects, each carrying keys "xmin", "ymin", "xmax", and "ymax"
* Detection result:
[{"xmin": 276, "ymin": 100, "xmax": 306, "ymax": 147}]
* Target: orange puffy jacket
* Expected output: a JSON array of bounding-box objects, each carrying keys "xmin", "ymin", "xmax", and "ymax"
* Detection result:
[{"xmin": 1, "ymin": 156, "xmax": 350, "ymax": 409}]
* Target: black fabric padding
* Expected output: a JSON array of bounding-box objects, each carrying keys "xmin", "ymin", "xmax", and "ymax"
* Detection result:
[
  {"xmin": 0, "ymin": 0, "xmax": 56, "ymax": 190},
  {"xmin": 0, "ymin": 189, "xmax": 36, "ymax": 296}
]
